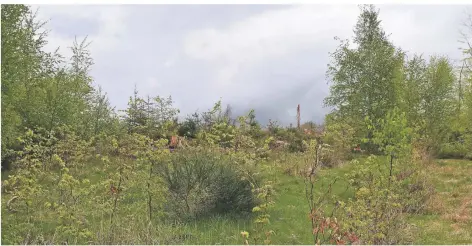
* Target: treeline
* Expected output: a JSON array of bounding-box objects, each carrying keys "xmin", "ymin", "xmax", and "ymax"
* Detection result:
[
  {"xmin": 0, "ymin": 5, "xmax": 263, "ymax": 170},
  {"xmin": 2, "ymin": 4, "xmax": 327, "ymax": 173},
  {"xmin": 324, "ymin": 5, "xmax": 472, "ymax": 159}
]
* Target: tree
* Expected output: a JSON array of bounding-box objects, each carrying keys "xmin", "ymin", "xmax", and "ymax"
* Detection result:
[
  {"xmin": 1, "ymin": 5, "xmax": 123, "ymax": 171},
  {"xmin": 324, "ymin": 5, "xmax": 405, "ymax": 150},
  {"xmin": 454, "ymin": 11, "xmax": 472, "ymax": 158},
  {"xmin": 401, "ymin": 55, "xmax": 428, "ymax": 129},
  {"xmin": 1, "ymin": 5, "xmax": 47, "ymax": 163},
  {"xmin": 421, "ymin": 56, "xmax": 456, "ymax": 153},
  {"xmin": 86, "ymin": 86, "xmax": 118, "ymax": 136},
  {"xmin": 178, "ymin": 112, "xmax": 201, "ymax": 138},
  {"xmin": 120, "ymin": 86, "xmax": 180, "ymax": 139},
  {"xmin": 223, "ymin": 104, "xmax": 235, "ymax": 125},
  {"xmin": 121, "ymin": 86, "xmax": 147, "ymax": 134}
]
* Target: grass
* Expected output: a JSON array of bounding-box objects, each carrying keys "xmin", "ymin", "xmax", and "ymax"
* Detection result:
[
  {"xmin": 177, "ymin": 153, "xmax": 358, "ymax": 245},
  {"xmin": 263, "ymin": 161, "xmax": 356, "ymax": 244},
  {"xmin": 174, "ymin": 156, "xmax": 472, "ymax": 245},
  {"xmin": 2, "ymin": 153, "xmax": 472, "ymax": 244},
  {"xmin": 408, "ymin": 159, "xmax": 472, "ymax": 244}
]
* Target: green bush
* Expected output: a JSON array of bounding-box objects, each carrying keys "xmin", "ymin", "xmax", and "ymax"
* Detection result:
[
  {"xmin": 342, "ymin": 156, "xmax": 412, "ymax": 244},
  {"xmin": 438, "ymin": 142, "xmax": 471, "ymax": 159},
  {"xmin": 178, "ymin": 114, "xmax": 200, "ymax": 138},
  {"xmin": 156, "ymin": 147, "xmax": 255, "ymax": 220},
  {"xmin": 288, "ymin": 138, "xmax": 307, "ymax": 153},
  {"xmin": 275, "ymin": 128, "xmax": 308, "ymax": 153},
  {"xmin": 322, "ymin": 114, "xmax": 356, "ymax": 166}
]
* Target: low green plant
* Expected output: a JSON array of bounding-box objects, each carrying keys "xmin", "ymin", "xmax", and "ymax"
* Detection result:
[
  {"xmin": 156, "ymin": 147, "xmax": 255, "ymax": 220},
  {"xmin": 250, "ymin": 182, "xmax": 276, "ymax": 245},
  {"xmin": 342, "ymin": 156, "xmax": 411, "ymax": 244},
  {"xmin": 338, "ymin": 108, "xmax": 430, "ymax": 244},
  {"xmin": 438, "ymin": 142, "xmax": 471, "ymax": 159},
  {"xmin": 322, "ymin": 112, "xmax": 356, "ymax": 166}
]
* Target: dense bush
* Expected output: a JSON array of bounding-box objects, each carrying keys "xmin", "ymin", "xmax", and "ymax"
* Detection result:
[
  {"xmin": 322, "ymin": 114, "xmax": 356, "ymax": 166},
  {"xmin": 438, "ymin": 142, "xmax": 472, "ymax": 160},
  {"xmin": 156, "ymin": 147, "xmax": 255, "ymax": 220},
  {"xmin": 342, "ymin": 156, "xmax": 411, "ymax": 244},
  {"xmin": 287, "ymin": 138, "xmax": 307, "ymax": 153},
  {"xmin": 272, "ymin": 128, "xmax": 309, "ymax": 153},
  {"xmin": 177, "ymin": 113, "xmax": 201, "ymax": 138}
]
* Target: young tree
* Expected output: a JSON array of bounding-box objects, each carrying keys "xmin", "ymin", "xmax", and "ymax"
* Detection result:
[
  {"xmin": 421, "ymin": 56, "xmax": 456, "ymax": 153},
  {"xmin": 401, "ymin": 55, "xmax": 428, "ymax": 129},
  {"xmin": 178, "ymin": 112, "xmax": 201, "ymax": 138},
  {"xmin": 85, "ymin": 86, "xmax": 118, "ymax": 136},
  {"xmin": 121, "ymin": 86, "xmax": 148, "ymax": 134},
  {"xmin": 324, "ymin": 5, "xmax": 405, "ymax": 150},
  {"xmin": 1, "ymin": 5, "xmax": 47, "ymax": 164}
]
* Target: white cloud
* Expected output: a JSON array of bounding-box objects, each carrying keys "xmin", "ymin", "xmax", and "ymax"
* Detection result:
[
  {"xmin": 179, "ymin": 4, "xmax": 467, "ymax": 123},
  {"xmin": 183, "ymin": 5, "xmax": 466, "ymax": 85},
  {"xmin": 183, "ymin": 5, "xmax": 359, "ymax": 84},
  {"xmin": 30, "ymin": 4, "xmax": 468, "ymax": 124},
  {"xmin": 380, "ymin": 5, "xmax": 466, "ymax": 62},
  {"xmin": 34, "ymin": 5, "xmax": 129, "ymax": 58}
]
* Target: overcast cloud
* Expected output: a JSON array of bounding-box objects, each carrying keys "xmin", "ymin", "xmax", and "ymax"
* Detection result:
[{"xmin": 33, "ymin": 4, "xmax": 469, "ymax": 125}]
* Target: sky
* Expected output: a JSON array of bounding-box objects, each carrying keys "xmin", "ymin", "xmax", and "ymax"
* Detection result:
[{"xmin": 33, "ymin": 4, "xmax": 470, "ymax": 125}]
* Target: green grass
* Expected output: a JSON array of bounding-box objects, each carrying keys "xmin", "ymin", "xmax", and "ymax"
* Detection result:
[
  {"xmin": 408, "ymin": 159, "xmax": 472, "ymax": 244},
  {"xmin": 264, "ymin": 163, "xmax": 356, "ymax": 244},
  {"xmin": 3, "ymin": 153, "xmax": 472, "ymax": 244},
  {"xmin": 174, "ymin": 156, "xmax": 472, "ymax": 245},
  {"xmin": 175, "ymin": 154, "xmax": 359, "ymax": 245}
]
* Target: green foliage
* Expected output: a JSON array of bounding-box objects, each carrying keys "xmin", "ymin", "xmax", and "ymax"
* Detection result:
[
  {"xmin": 178, "ymin": 112, "xmax": 201, "ymax": 138},
  {"xmin": 121, "ymin": 87, "xmax": 179, "ymax": 140},
  {"xmin": 250, "ymin": 182, "xmax": 276, "ymax": 245},
  {"xmin": 366, "ymin": 107, "xmax": 413, "ymax": 159},
  {"xmin": 267, "ymin": 119, "xmax": 282, "ymax": 136},
  {"xmin": 3, "ymin": 3, "xmax": 471, "ymax": 245},
  {"xmin": 1, "ymin": 5, "xmax": 47, "ymax": 164},
  {"xmin": 342, "ymin": 156, "xmax": 411, "ymax": 244},
  {"xmin": 156, "ymin": 147, "xmax": 255, "ymax": 220},
  {"xmin": 421, "ymin": 56, "xmax": 456, "ymax": 154},
  {"xmin": 2, "ymin": 128, "xmax": 94, "ymax": 244},
  {"xmin": 401, "ymin": 55, "xmax": 427, "ymax": 128},
  {"xmin": 325, "ymin": 5, "xmax": 405, "ymax": 147},
  {"xmin": 198, "ymin": 121, "xmax": 236, "ymax": 148},
  {"xmin": 322, "ymin": 112, "xmax": 356, "ymax": 166},
  {"xmin": 272, "ymin": 128, "xmax": 309, "ymax": 153},
  {"xmin": 339, "ymin": 108, "xmax": 433, "ymax": 244},
  {"xmin": 438, "ymin": 142, "xmax": 472, "ymax": 159},
  {"xmin": 1, "ymin": 5, "xmax": 116, "ymax": 169},
  {"xmin": 288, "ymin": 138, "xmax": 307, "ymax": 153}
]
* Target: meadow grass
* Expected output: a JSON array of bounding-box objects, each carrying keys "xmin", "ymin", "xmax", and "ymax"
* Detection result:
[
  {"xmin": 2, "ymin": 154, "xmax": 471, "ymax": 244},
  {"xmin": 173, "ymin": 156, "xmax": 472, "ymax": 245},
  {"xmin": 408, "ymin": 159, "xmax": 472, "ymax": 244}
]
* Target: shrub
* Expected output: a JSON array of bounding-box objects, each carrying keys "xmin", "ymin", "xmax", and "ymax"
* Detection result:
[
  {"xmin": 156, "ymin": 147, "xmax": 255, "ymax": 220},
  {"xmin": 339, "ymin": 108, "xmax": 427, "ymax": 244},
  {"xmin": 319, "ymin": 145, "xmax": 348, "ymax": 167},
  {"xmin": 277, "ymin": 129, "xmax": 308, "ymax": 153},
  {"xmin": 178, "ymin": 113, "xmax": 200, "ymax": 138},
  {"xmin": 437, "ymin": 142, "xmax": 471, "ymax": 159},
  {"xmin": 288, "ymin": 138, "xmax": 307, "ymax": 153},
  {"xmin": 322, "ymin": 114, "xmax": 356, "ymax": 166},
  {"xmin": 342, "ymin": 156, "xmax": 412, "ymax": 244}
]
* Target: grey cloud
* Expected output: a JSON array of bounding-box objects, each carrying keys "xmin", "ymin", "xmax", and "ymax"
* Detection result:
[{"xmin": 35, "ymin": 4, "xmax": 467, "ymax": 126}]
